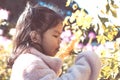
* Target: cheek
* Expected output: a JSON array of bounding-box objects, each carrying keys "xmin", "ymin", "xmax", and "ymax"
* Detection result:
[
  {"xmin": 48, "ymin": 38, "xmax": 59, "ymax": 50},
  {"xmin": 42, "ymin": 37, "xmax": 59, "ymax": 56}
]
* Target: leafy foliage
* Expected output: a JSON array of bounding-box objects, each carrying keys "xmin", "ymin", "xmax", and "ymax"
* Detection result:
[
  {"xmin": 60, "ymin": 0, "xmax": 120, "ymax": 80},
  {"xmin": 0, "ymin": 40, "xmax": 12, "ymax": 80}
]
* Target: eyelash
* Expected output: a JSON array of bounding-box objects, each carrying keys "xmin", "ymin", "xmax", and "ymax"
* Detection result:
[{"xmin": 53, "ymin": 35, "xmax": 59, "ymax": 38}]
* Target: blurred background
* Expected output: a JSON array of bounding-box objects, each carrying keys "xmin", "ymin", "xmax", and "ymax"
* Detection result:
[{"xmin": 0, "ymin": 0, "xmax": 120, "ymax": 80}]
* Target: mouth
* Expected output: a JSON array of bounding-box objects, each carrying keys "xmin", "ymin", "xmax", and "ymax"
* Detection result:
[{"xmin": 56, "ymin": 47, "xmax": 60, "ymax": 52}]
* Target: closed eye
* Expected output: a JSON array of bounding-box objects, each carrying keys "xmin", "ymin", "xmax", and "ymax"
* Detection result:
[{"xmin": 53, "ymin": 35, "xmax": 59, "ymax": 38}]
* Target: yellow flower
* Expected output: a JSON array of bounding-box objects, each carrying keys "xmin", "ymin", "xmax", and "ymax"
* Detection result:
[
  {"xmin": 66, "ymin": 0, "xmax": 71, "ymax": 7},
  {"xmin": 96, "ymin": 35, "xmax": 108, "ymax": 44}
]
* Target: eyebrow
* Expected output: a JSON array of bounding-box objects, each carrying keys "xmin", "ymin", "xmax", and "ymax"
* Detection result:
[{"xmin": 54, "ymin": 30, "xmax": 62, "ymax": 35}]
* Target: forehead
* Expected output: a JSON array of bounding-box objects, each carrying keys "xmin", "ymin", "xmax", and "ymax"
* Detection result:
[
  {"xmin": 43, "ymin": 22, "xmax": 63, "ymax": 36},
  {"xmin": 51, "ymin": 23, "xmax": 63, "ymax": 33}
]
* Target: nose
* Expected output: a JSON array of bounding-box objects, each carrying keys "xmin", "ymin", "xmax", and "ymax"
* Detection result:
[{"xmin": 58, "ymin": 37, "xmax": 62, "ymax": 44}]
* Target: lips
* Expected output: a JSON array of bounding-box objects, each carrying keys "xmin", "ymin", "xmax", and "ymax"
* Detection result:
[{"xmin": 55, "ymin": 47, "xmax": 60, "ymax": 53}]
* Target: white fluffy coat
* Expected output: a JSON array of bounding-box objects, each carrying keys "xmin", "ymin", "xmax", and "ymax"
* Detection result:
[{"xmin": 10, "ymin": 48, "xmax": 101, "ymax": 80}]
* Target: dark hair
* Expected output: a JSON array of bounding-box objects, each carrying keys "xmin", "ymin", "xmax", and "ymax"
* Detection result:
[{"xmin": 7, "ymin": 3, "xmax": 64, "ymax": 68}]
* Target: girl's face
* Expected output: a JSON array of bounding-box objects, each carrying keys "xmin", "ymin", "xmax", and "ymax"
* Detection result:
[{"xmin": 41, "ymin": 23, "xmax": 63, "ymax": 56}]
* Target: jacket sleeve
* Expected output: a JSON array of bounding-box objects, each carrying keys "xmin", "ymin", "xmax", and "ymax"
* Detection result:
[{"xmin": 57, "ymin": 51, "xmax": 101, "ymax": 80}]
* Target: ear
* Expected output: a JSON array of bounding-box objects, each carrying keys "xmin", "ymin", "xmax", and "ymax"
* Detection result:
[{"xmin": 29, "ymin": 31, "xmax": 41, "ymax": 44}]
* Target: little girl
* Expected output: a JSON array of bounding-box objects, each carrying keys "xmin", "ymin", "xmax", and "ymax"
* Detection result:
[{"xmin": 8, "ymin": 3, "xmax": 101, "ymax": 80}]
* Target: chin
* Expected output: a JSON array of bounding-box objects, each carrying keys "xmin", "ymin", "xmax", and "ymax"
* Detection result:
[
  {"xmin": 52, "ymin": 53, "xmax": 56, "ymax": 56},
  {"xmin": 51, "ymin": 52, "xmax": 57, "ymax": 56},
  {"xmin": 48, "ymin": 50, "xmax": 58, "ymax": 56},
  {"xmin": 47, "ymin": 52, "xmax": 55, "ymax": 56}
]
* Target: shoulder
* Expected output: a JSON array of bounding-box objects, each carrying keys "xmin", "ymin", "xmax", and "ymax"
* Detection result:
[
  {"xmin": 11, "ymin": 53, "xmax": 57, "ymax": 80},
  {"xmin": 15, "ymin": 53, "xmax": 41, "ymax": 64},
  {"xmin": 12, "ymin": 53, "xmax": 49, "ymax": 72}
]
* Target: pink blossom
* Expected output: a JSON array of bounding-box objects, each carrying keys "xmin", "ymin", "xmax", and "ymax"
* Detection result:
[
  {"xmin": 88, "ymin": 32, "xmax": 96, "ymax": 39},
  {"xmin": 78, "ymin": 43, "xmax": 84, "ymax": 49},
  {"xmin": 61, "ymin": 30, "xmax": 72, "ymax": 39},
  {"xmin": 61, "ymin": 30, "xmax": 72, "ymax": 42}
]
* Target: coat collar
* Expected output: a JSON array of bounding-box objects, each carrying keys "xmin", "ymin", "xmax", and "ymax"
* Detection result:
[{"xmin": 29, "ymin": 47, "xmax": 62, "ymax": 75}]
